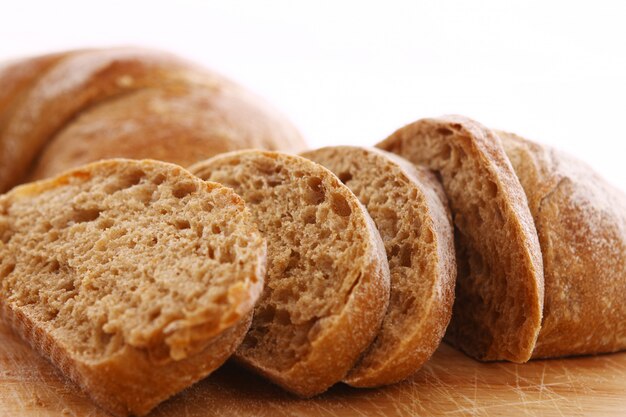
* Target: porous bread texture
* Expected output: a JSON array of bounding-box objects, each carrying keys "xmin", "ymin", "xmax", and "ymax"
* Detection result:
[
  {"xmin": 189, "ymin": 150, "xmax": 391, "ymax": 396},
  {"xmin": 499, "ymin": 131, "xmax": 626, "ymax": 358},
  {"xmin": 0, "ymin": 159, "xmax": 266, "ymax": 416},
  {"xmin": 301, "ymin": 146, "xmax": 456, "ymax": 387},
  {"xmin": 377, "ymin": 115, "xmax": 544, "ymax": 363},
  {"xmin": 0, "ymin": 47, "xmax": 306, "ymax": 192}
]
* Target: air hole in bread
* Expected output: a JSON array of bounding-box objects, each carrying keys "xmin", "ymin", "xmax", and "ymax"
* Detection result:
[
  {"xmin": 45, "ymin": 308, "xmax": 60, "ymax": 321},
  {"xmin": 148, "ymin": 236, "xmax": 158, "ymax": 247},
  {"xmin": 248, "ymin": 191, "xmax": 263, "ymax": 205},
  {"xmin": 338, "ymin": 171, "xmax": 353, "ymax": 183},
  {"xmin": 211, "ymin": 224, "xmax": 221, "ymax": 234},
  {"xmin": 174, "ymin": 219, "xmax": 191, "ymax": 230},
  {"xmin": 172, "ymin": 182, "xmax": 197, "ymax": 199},
  {"xmin": 0, "ymin": 220, "xmax": 13, "ymax": 244},
  {"xmin": 219, "ymin": 247, "xmax": 234, "ymax": 263},
  {"xmin": 255, "ymin": 305, "xmax": 276, "ymax": 325},
  {"xmin": 377, "ymin": 208, "xmax": 399, "ymax": 240},
  {"xmin": 267, "ymin": 177, "xmax": 283, "ymax": 187},
  {"xmin": 97, "ymin": 218, "xmax": 114, "ymax": 230},
  {"xmin": 207, "ymin": 246, "xmax": 215, "ymax": 259},
  {"xmin": 275, "ymin": 309, "xmax": 292, "ymax": 326},
  {"xmin": 286, "ymin": 250, "xmax": 300, "ymax": 273},
  {"xmin": 45, "ymin": 259, "xmax": 61, "ymax": 274},
  {"xmin": 437, "ymin": 127, "xmax": 454, "ymax": 136},
  {"xmin": 105, "ymin": 169, "xmax": 146, "ymax": 193},
  {"xmin": 59, "ymin": 278, "xmax": 75, "ymax": 292},
  {"xmin": 305, "ymin": 177, "xmax": 325, "ymax": 205},
  {"xmin": 46, "ymin": 230, "xmax": 59, "ymax": 243},
  {"xmin": 302, "ymin": 207, "xmax": 317, "ymax": 224},
  {"xmin": 72, "ymin": 207, "xmax": 101, "ymax": 223},
  {"xmin": 331, "ymin": 193, "xmax": 351, "ymax": 217},
  {"xmin": 398, "ymin": 245, "xmax": 412, "ymax": 267},
  {"xmin": 151, "ymin": 173, "xmax": 166, "ymax": 185},
  {"xmin": 255, "ymin": 159, "xmax": 277, "ymax": 175},
  {"xmin": 0, "ymin": 263, "xmax": 16, "ymax": 279},
  {"xmin": 424, "ymin": 228, "xmax": 434, "ymax": 244},
  {"xmin": 148, "ymin": 308, "xmax": 161, "ymax": 322}
]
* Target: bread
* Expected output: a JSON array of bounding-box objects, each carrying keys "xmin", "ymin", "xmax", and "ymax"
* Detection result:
[
  {"xmin": 301, "ymin": 146, "xmax": 456, "ymax": 387},
  {"xmin": 499, "ymin": 131, "xmax": 626, "ymax": 358},
  {"xmin": 189, "ymin": 150, "xmax": 391, "ymax": 396},
  {"xmin": 377, "ymin": 115, "xmax": 544, "ymax": 363},
  {"xmin": 0, "ymin": 159, "xmax": 266, "ymax": 416},
  {"xmin": 0, "ymin": 47, "xmax": 306, "ymax": 192}
]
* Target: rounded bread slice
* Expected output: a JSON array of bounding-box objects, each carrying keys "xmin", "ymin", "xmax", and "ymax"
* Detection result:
[
  {"xmin": 189, "ymin": 150, "xmax": 390, "ymax": 396},
  {"xmin": 377, "ymin": 115, "xmax": 544, "ymax": 363},
  {"xmin": 0, "ymin": 159, "xmax": 266, "ymax": 416},
  {"xmin": 302, "ymin": 146, "xmax": 456, "ymax": 387}
]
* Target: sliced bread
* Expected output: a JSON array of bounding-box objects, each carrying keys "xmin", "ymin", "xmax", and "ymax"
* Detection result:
[
  {"xmin": 0, "ymin": 159, "xmax": 266, "ymax": 416},
  {"xmin": 189, "ymin": 150, "xmax": 390, "ymax": 396},
  {"xmin": 301, "ymin": 146, "xmax": 456, "ymax": 387},
  {"xmin": 377, "ymin": 116, "xmax": 544, "ymax": 363},
  {"xmin": 499, "ymin": 131, "xmax": 626, "ymax": 358}
]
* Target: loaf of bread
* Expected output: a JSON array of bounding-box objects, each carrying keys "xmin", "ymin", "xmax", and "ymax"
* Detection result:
[
  {"xmin": 0, "ymin": 159, "xmax": 266, "ymax": 416},
  {"xmin": 499, "ymin": 131, "xmax": 626, "ymax": 358},
  {"xmin": 0, "ymin": 47, "xmax": 306, "ymax": 193},
  {"xmin": 301, "ymin": 146, "xmax": 456, "ymax": 387},
  {"xmin": 189, "ymin": 150, "xmax": 390, "ymax": 396},
  {"xmin": 377, "ymin": 116, "xmax": 545, "ymax": 363}
]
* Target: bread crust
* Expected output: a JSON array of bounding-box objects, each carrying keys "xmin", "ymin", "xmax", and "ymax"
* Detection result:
[
  {"xmin": 0, "ymin": 48, "xmax": 306, "ymax": 192},
  {"xmin": 302, "ymin": 146, "xmax": 456, "ymax": 387},
  {"xmin": 190, "ymin": 151, "xmax": 391, "ymax": 396},
  {"xmin": 499, "ymin": 131, "xmax": 626, "ymax": 358},
  {"xmin": 377, "ymin": 116, "xmax": 544, "ymax": 363},
  {"xmin": 0, "ymin": 159, "xmax": 267, "ymax": 416}
]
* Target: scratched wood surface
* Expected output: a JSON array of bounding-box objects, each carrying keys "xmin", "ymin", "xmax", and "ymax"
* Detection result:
[{"xmin": 1, "ymin": 319, "xmax": 625, "ymax": 417}]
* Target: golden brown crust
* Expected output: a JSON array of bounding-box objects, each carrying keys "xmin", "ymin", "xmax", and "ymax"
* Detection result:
[
  {"xmin": 377, "ymin": 116, "xmax": 544, "ymax": 363},
  {"xmin": 499, "ymin": 131, "xmax": 626, "ymax": 358},
  {"xmin": 190, "ymin": 151, "xmax": 391, "ymax": 396},
  {"xmin": 2, "ymin": 302, "xmax": 252, "ymax": 416},
  {"xmin": 0, "ymin": 48, "xmax": 306, "ymax": 192},
  {"xmin": 301, "ymin": 146, "xmax": 456, "ymax": 387}
]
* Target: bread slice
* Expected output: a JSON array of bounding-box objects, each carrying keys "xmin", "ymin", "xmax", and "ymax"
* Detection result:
[
  {"xmin": 189, "ymin": 151, "xmax": 390, "ymax": 396},
  {"xmin": 499, "ymin": 131, "xmax": 626, "ymax": 358},
  {"xmin": 301, "ymin": 146, "xmax": 456, "ymax": 387},
  {"xmin": 0, "ymin": 159, "xmax": 266, "ymax": 416},
  {"xmin": 377, "ymin": 116, "xmax": 544, "ymax": 363}
]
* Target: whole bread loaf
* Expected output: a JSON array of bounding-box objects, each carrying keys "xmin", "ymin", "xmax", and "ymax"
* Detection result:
[
  {"xmin": 190, "ymin": 150, "xmax": 390, "ymax": 396},
  {"xmin": 302, "ymin": 146, "xmax": 456, "ymax": 387},
  {"xmin": 377, "ymin": 116, "xmax": 544, "ymax": 363},
  {"xmin": 0, "ymin": 159, "xmax": 266, "ymax": 416},
  {"xmin": 0, "ymin": 47, "xmax": 306, "ymax": 192},
  {"xmin": 499, "ymin": 131, "xmax": 626, "ymax": 358}
]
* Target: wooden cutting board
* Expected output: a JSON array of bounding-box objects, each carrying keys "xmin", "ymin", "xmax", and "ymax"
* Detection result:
[{"xmin": 1, "ymin": 319, "xmax": 624, "ymax": 417}]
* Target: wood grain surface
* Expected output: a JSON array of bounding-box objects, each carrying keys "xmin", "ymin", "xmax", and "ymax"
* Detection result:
[{"xmin": 1, "ymin": 319, "xmax": 624, "ymax": 417}]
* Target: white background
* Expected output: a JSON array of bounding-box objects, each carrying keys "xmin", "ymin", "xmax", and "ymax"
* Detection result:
[{"xmin": 2, "ymin": 0, "xmax": 625, "ymax": 189}]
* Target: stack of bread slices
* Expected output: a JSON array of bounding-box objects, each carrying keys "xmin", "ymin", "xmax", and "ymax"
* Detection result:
[{"xmin": 1, "ymin": 49, "xmax": 624, "ymax": 417}]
